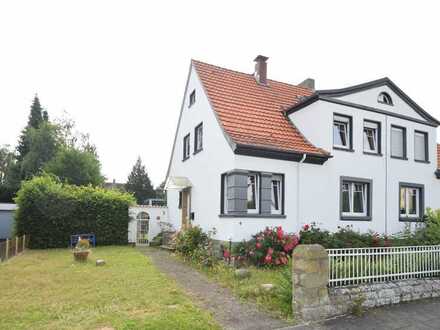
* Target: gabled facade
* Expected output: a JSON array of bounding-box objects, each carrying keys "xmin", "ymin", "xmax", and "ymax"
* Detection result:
[{"xmin": 166, "ymin": 56, "xmax": 440, "ymax": 242}]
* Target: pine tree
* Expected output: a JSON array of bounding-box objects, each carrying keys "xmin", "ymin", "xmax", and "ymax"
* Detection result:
[
  {"xmin": 16, "ymin": 95, "xmax": 48, "ymax": 161},
  {"xmin": 125, "ymin": 157, "xmax": 155, "ymax": 204}
]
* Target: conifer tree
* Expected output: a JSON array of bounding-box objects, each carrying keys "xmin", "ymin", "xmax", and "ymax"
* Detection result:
[{"xmin": 125, "ymin": 157, "xmax": 155, "ymax": 204}]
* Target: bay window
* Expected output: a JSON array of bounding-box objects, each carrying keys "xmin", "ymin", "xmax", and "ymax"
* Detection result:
[
  {"xmin": 271, "ymin": 175, "xmax": 283, "ymax": 215},
  {"xmin": 247, "ymin": 174, "xmax": 259, "ymax": 213},
  {"xmin": 340, "ymin": 177, "xmax": 372, "ymax": 220}
]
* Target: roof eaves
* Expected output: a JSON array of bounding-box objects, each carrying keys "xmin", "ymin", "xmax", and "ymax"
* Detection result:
[{"xmin": 234, "ymin": 143, "xmax": 332, "ymax": 165}]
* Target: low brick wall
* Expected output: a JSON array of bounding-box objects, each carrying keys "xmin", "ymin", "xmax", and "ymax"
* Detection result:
[{"xmin": 292, "ymin": 244, "xmax": 440, "ymax": 322}]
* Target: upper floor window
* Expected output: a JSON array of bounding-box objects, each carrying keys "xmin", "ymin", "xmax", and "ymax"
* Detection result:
[
  {"xmin": 399, "ymin": 183, "xmax": 424, "ymax": 221},
  {"xmin": 183, "ymin": 134, "xmax": 190, "ymax": 160},
  {"xmin": 391, "ymin": 125, "xmax": 407, "ymax": 159},
  {"xmin": 363, "ymin": 120, "xmax": 380, "ymax": 154},
  {"xmin": 189, "ymin": 90, "xmax": 196, "ymax": 107},
  {"xmin": 378, "ymin": 92, "xmax": 393, "ymax": 106},
  {"xmin": 414, "ymin": 131, "xmax": 428, "ymax": 162},
  {"xmin": 194, "ymin": 123, "xmax": 203, "ymax": 153},
  {"xmin": 247, "ymin": 174, "xmax": 259, "ymax": 214},
  {"xmin": 340, "ymin": 177, "xmax": 371, "ymax": 220},
  {"xmin": 333, "ymin": 114, "xmax": 352, "ymax": 150}
]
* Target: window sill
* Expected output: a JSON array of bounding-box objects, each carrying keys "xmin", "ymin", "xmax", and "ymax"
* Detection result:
[
  {"xmin": 363, "ymin": 151, "xmax": 382, "ymax": 157},
  {"xmin": 219, "ymin": 214, "xmax": 286, "ymax": 219},
  {"xmin": 333, "ymin": 146, "xmax": 354, "ymax": 152},
  {"xmin": 340, "ymin": 215, "xmax": 371, "ymax": 221},
  {"xmin": 182, "ymin": 156, "xmax": 190, "ymax": 162},
  {"xmin": 414, "ymin": 159, "xmax": 430, "ymax": 164},
  {"xmin": 399, "ymin": 217, "xmax": 424, "ymax": 222},
  {"xmin": 193, "ymin": 148, "xmax": 203, "ymax": 155},
  {"xmin": 390, "ymin": 155, "xmax": 408, "ymax": 161}
]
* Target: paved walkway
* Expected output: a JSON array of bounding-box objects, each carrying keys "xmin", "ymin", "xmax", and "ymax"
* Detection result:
[
  {"xmin": 287, "ymin": 298, "xmax": 440, "ymax": 330},
  {"xmin": 141, "ymin": 248, "xmax": 289, "ymax": 330}
]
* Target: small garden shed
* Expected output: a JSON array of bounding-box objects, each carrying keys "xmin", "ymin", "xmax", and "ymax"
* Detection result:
[
  {"xmin": 128, "ymin": 205, "xmax": 168, "ymax": 246},
  {"xmin": 0, "ymin": 203, "xmax": 16, "ymax": 240}
]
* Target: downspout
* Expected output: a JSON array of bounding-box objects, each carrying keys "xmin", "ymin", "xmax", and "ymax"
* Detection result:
[
  {"xmin": 297, "ymin": 154, "xmax": 307, "ymax": 230},
  {"xmin": 385, "ymin": 115, "xmax": 388, "ymax": 235}
]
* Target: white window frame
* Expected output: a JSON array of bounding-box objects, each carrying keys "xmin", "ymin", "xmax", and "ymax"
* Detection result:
[
  {"xmin": 333, "ymin": 114, "xmax": 351, "ymax": 149},
  {"xmin": 400, "ymin": 186, "xmax": 420, "ymax": 218},
  {"xmin": 363, "ymin": 121, "xmax": 379, "ymax": 154},
  {"xmin": 247, "ymin": 174, "xmax": 259, "ymax": 214},
  {"xmin": 341, "ymin": 178, "xmax": 371, "ymax": 219},
  {"xmin": 271, "ymin": 178, "xmax": 282, "ymax": 215}
]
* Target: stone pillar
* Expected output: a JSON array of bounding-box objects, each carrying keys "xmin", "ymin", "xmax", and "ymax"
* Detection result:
[{"xmin": 292, "ymin": 244, "xmax": 330, "ymax": 322}]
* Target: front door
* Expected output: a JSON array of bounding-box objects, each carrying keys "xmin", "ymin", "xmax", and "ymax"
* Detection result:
[{"xmin": 181, "ymin": 189, "xmax": 191, "ymax": 230}]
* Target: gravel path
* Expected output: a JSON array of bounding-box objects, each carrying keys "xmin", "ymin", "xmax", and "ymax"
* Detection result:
[{"xmin": 140, "ymin": 248, "xmax": 290, "ymax": 330}]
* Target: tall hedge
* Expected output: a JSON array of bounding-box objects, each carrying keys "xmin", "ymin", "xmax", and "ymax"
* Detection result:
[{"xmin": 14, "ymin": 175, "xmax": 135, "ymax": 249}]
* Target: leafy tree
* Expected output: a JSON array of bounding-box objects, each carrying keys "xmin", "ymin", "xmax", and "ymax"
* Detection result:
[
  {"xmin": 19, "ymin": 122, "xmax": 61, "ymax": 180},
  {"xmin": 16, "ymin": 95, "xmax": 48, "ymax": 161},
  {"xmin": 0, "ymin": 145, "xmax": 15, "ymax": 184},
  {"xmin": 155, "ymin": 180, "xmax": 166, "ymax": 200},
  {"xmin": 44, "ymin": 148, "xmax": 104, "ymax": 186},
  {"xmin": 125, "ymin": 157, "xmax": 155, "ymax": 204}
]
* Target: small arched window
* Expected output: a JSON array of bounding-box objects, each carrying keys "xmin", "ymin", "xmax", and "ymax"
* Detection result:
[
  {"xmin": 136, "ymin": 212, "xmax": 150, "ymax": 220},
  {"xmin": 378, "ymin": 92, "xmax": 393, "ymax": 105}
]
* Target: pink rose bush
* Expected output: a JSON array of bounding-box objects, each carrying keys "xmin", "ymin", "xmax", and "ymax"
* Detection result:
[{"xmin": 234, "ymin": 226, "xmax": 300, "ymax": 267}]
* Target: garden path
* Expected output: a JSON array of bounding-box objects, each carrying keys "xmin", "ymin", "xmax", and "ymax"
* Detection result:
[{"xmin": 141, "ymin": 248, "xmax": 290, "ymax": 330}]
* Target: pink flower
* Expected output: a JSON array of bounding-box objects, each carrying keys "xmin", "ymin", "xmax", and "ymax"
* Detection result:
[
  {"xmin": 267, "ymin": 247, "xmax": 274, "ymax": 255},
  {"xmin": 264, "ymin": 254, "xmax": 272, "ymax": 264},
  {"xmin": 256, "ymin": 242, "xmax": 262, "ymax": 249},
  {"xmin": 303, "ymin": 224, "xmax": 310, "ymax": 231},
  {"xmin": 277, "ymin": 227, "xmax": 284, "ymax": 240},
  {"xmin": 223, "ymin": 249, "xmax": 231, "ymax": 259}
]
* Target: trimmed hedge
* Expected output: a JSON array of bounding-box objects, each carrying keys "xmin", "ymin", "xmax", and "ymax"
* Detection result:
[{"xmin": 14, "ymin": 175, "xmax": 135, "ymax": 249}]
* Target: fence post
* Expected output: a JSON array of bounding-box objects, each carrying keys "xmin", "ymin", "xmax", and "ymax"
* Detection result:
[
  {"xmin": 15, "ymin": 236, "xmax": 18, "ymax": 255},
  {"xmin": 292, "ymin": 244, "xmax": 330, "ymax": 322},
  {"xmin": 5, "ymin": 239, "xmax": 9, "ymax": 260},
  {"xmin": 23, "ymin": 234, "xmax": 26, "ymax": 251}
]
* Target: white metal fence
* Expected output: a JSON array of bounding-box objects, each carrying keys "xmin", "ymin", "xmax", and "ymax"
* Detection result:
[{"xmin": 327, "ymin": 245, "xmax": 440, "ymax": 287}]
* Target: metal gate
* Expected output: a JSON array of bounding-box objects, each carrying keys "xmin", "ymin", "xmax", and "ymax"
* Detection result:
[{"xmin": 136, "ymin": 212, "xmax": 150, "ymax": 245}]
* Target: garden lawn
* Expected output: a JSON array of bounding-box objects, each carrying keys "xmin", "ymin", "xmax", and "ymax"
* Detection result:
[{"xmin": 0, "ymin": 246, "xmax": 220, "ymax": 330}]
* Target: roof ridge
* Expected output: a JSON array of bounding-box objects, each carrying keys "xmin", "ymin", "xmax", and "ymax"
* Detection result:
[{"xmin": 191, "ymin": 59, "xmax": 313, "ymax": 93}]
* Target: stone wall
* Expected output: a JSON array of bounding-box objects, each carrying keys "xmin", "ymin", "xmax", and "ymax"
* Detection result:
[
  {"xmin": 331, "ymin": 278, "xmax": 440, "ymax": 311},
  {"xmin": 292, "ymin": 244, "xmax": 440, "ymax": 322}
]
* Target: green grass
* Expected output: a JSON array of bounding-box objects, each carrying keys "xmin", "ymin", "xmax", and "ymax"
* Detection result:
[
  {"xmin": 0, "ymin": 247, "xmax": 220, "ymax": 330},
  {"xmin": 188, "ymin": 260, "xmax": 293, "ymax": 320}
]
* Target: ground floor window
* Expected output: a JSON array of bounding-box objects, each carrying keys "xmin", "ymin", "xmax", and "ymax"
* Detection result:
[
  {"xmin": 221, "ymin": 170, "xmax": 284, "ymax": 216},
  {"xmin": 340, "ymin": 177, "xmax": 372, "ymax": 220},
  {"xmin": 399, "ymin": 183, "xmax": 424, "ymax": 221}
]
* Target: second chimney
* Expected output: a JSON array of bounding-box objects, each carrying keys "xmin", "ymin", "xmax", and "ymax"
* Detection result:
[{"xmin": 254, "ymin": 55, "xmax": 269, "ymax": 85}]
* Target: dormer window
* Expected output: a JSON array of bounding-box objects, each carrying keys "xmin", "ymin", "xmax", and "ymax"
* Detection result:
[{"xmin": 378, "ymin": 92, "xmax": 393, "ymax": 106}]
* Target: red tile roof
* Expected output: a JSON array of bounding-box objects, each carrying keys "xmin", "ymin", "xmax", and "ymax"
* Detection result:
[
  {"xmin": 437, "ymin": 144, "xmax": 440, "ymax": 169},
  {"xmin": 193, "ymin": 60, "xmax": 330, "ymax": 157}
]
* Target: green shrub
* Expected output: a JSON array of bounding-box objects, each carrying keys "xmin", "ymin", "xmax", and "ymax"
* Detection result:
[
  {"xmin": 175, "ymin": 226, "xmax": 217, "ymax": 267},
  {"xmin": 14, "ymin": 175, "xmax": 135, "ymax": 249}
]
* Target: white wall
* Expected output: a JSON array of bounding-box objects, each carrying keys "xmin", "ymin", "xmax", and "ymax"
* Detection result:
[
  {"xmin": 128, "ymin": 206, "xmax": 168, "ymax": 244},
  {"xmin": 167, "ymin": 71, "xmax": 440, "ymax": 242},
  {"xmin": 166, "ymin": 64, "xmax": 235, "ymax": 241}
]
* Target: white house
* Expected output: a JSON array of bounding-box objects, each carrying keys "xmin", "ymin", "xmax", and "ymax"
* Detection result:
[{"xmin": 165, "ymin": 55, "xmax": 440, "ymax": 243}]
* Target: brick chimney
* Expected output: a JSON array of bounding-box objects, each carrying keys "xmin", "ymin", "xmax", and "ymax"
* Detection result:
[{"xmin": 254, "ymin": 55, "xmax": 269, "ymax": 85}]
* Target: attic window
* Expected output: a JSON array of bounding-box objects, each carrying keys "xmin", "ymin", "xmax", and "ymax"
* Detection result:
[
  {"xmin": 189, "ymin": 90, "xmax": 196, "ymax": 107},
  {"xmin": 378, "ymin": 92, "xmax": 393, "ymax": 106}
]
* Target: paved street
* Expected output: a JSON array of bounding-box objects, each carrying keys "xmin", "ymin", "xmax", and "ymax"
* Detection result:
[{"xmin": 287, "ymin": 298, "xmax": 440, "ymax": 330}]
